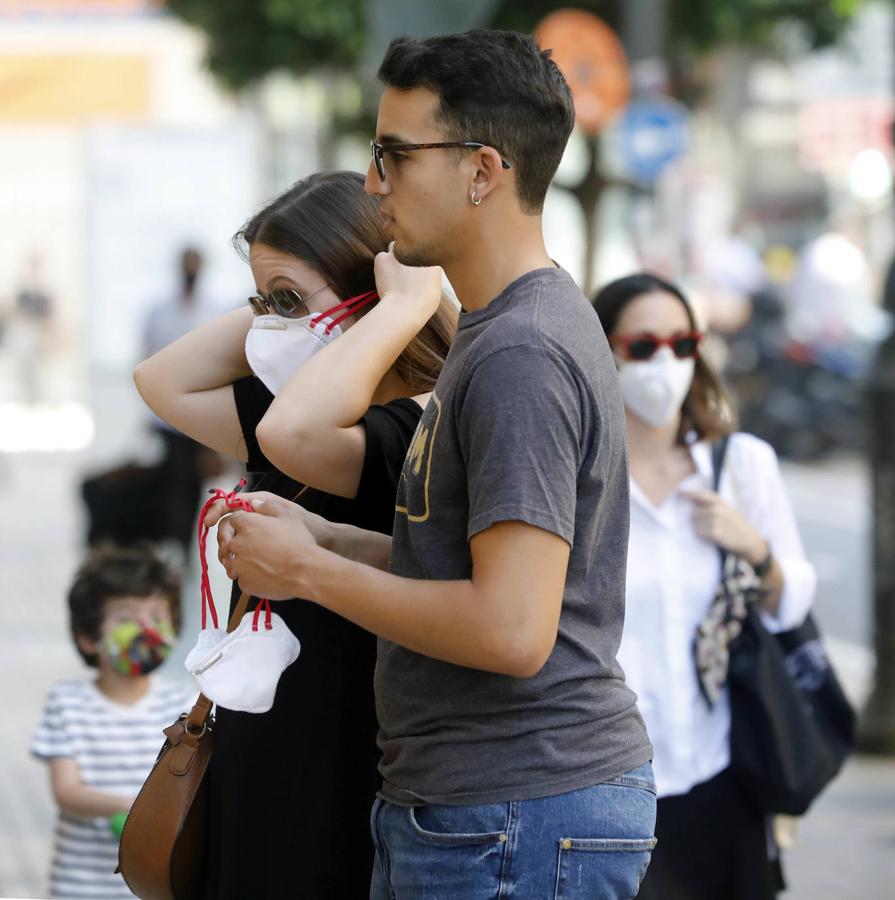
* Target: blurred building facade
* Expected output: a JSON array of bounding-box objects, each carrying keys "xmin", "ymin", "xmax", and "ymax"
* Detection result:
[{"xmin": 0, "ymin": 2, "xmax": 266, "ymax": 412}]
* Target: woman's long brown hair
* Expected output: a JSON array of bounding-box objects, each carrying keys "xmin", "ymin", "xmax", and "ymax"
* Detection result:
[{"xmin": 234, "ymin": 170, "xmax": 456, "ymax": 392}]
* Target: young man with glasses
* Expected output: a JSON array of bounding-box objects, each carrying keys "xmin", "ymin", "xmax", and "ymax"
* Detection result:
[{"xmin": 209, "ymin": 30, "xmax": 655, "ymax": 898}]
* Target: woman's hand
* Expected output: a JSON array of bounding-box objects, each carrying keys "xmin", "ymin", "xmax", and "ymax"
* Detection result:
[
  {"xmin": 374, "ymin": 242, "xmax": 444, "ymax": 327},
  {"xmin": 682, "ymin": 489, "xmax": 769, "ymax": 565},
  {"xmin": 255, "ymin": 241, "xmax": 448, "ymax": 499}
]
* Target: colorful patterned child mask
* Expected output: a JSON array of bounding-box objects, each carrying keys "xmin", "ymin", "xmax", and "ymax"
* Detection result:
[{"xmin": 102, "ymin": 620, "xmax": 174, "ymax": 677}]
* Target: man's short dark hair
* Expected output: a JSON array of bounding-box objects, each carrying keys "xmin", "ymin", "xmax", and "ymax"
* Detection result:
[
  {"xmin": 378, "ymin": 30, "xmax": 575, "ymax": 214},
  {"xmin": 68, "ymin": 545, "xmax": 182, "ymax": 668}
]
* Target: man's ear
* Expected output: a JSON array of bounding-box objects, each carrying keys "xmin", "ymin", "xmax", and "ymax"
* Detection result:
[{"xmin": 469, "ymin": 146, "xmax": 509, "ymax": 203}]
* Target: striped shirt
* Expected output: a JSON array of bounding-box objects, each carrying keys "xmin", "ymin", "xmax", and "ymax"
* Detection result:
[{"xmin": 32, "ymin": 678, "xmax": 196, "ymax": 899}]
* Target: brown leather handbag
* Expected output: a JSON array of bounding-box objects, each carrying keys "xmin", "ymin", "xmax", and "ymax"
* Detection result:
[{"xmin": 117, "ymin": 591, "xmax": 250, "ymax": 900}]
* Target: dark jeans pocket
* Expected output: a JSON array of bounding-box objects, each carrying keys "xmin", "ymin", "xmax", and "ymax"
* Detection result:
[{"xmin": 554, "ymin": 836, "xmax": 658, "ymax": 900}]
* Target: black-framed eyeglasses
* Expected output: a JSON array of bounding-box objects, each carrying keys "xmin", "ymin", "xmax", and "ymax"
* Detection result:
[
  {"xmin": 247, "ymin": 285, "xmax": 329, "ymax": 318},
  {"xmin": 370, "ymin": 139, "xmax": 513, "ymax": 182}
]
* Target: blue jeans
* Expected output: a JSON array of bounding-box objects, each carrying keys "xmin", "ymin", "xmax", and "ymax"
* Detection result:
[{"xmin": 370, "ymin": 762, "xmax": 657, "ymax": 900}]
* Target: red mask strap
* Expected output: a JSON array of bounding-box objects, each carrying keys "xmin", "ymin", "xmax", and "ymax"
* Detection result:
[
  {"xmin": 310, "ymin": 290, "xmax": 378, "ymax": 334},
  {"xmin": 196, "ymin": 479, "xmax": 259, "ymax": 630},
  {"xmin": 251, "ymin": 598, "xmax": 273, "ymax": 632}
]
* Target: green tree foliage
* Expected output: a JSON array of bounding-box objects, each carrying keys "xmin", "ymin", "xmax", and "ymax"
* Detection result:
[
  {"xmin": 491, "ymin": 0, "xmax": 867, "ymax": 52},
  {"xmin": 669, "ymin": 0, "xmax": 866, "ymax": 51},
  {"xmin": 166, "ymin": 0, "xmax": 367, "ymax": 89},
  {"xmin": 167, "ymin": 0, "xmax": 874, "ymax": 93}
]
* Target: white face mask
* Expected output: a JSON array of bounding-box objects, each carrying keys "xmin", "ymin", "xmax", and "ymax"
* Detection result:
[
  {"xmin": 245, "ymin": 313, "xmax": 341, "ymax": 396},
  {"xmin": 187, "ymin": 484, "xmax": 301, "ymax": 715},
  {"xmin": 244, "ymin": 289, "xmax": 378, "ymax": 395},
  {"xmin": 184, "ymin": 602, "xmax": 300, "ymax": 715},
  {"xmin": 617, "ymin": 346, "xmax": 695, "ymax": 427}
]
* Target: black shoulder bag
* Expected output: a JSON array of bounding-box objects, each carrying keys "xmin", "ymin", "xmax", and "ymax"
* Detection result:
[{"xmin": 712, "ymin": 437, "xmax": 856, "ymax": 815}]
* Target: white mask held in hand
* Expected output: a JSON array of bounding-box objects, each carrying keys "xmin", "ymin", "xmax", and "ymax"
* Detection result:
[
  {"xmin": 617, "ymin": 346, "xmax": 695, "ymax": 427},
  {"xmin": 244, "ymin": 290, "xmax": 377, "ymax": 395},
  {"xmin": 183, "ymin": 482, "xmax": 300, "ymax": 714},
  {"xmin": 184, "ymin": 600, "xmax": 299, "ymax": 714}
]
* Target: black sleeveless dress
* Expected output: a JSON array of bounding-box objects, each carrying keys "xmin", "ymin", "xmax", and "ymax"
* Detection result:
[{"xmin": 202, "ymin": 377, "xmax": 421, "ymax": 900}]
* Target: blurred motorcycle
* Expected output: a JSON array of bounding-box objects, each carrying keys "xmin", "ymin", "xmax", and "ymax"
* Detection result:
[{"xmin": 723, "ymin": 288, "xmax": 885, "ymax": 461}]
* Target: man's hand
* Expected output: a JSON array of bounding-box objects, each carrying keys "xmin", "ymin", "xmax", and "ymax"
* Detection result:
[
  {"xmin": 374, "ymin": 242, "xmax": 443, "ymax": 326},
  {"xmin": 204, "ymin": 492, "xmax": 327, "ymax": 599}
]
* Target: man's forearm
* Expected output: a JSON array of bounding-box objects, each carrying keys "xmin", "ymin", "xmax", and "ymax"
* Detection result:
[
  {"xmin": 289, "ymin": 545, "xmax": 538, "ymax": 676},
  {"xmin": 218, "ymin": 500, "xmax": 563, "ymax": 675}
]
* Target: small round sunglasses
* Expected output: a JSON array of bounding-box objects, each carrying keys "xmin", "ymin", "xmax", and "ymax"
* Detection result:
[
  {"xmin": 247, "ymin": 285, "xmax": 330, "ymax": 319},
  {"xmin": 610, "ymin": 331, "xmax": 704, "ymax": 362}
]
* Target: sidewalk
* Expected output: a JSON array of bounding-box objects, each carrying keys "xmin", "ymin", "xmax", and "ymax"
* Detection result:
[
  {"xmin": 783, "ymin": 754, "xmax": 895, "ymax": 899},
  {"xmin": 1, "ymin": 440, "xmax": 894, "ymax": 898}
]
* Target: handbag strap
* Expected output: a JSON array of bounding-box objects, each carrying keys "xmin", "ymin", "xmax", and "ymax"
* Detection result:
[
  {"xmin": 711, "ymin": 435, "xmax": 732, "ymax": 568},
  {"xmin": 226, "ymin": 590, "xmax": 253, "ymax": 632},
  {"xmin": 711, "ymin": 435, "xmax": 731, "ymax": 494}
]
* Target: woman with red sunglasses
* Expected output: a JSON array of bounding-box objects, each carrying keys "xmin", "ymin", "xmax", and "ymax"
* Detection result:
[
  {"xmin": 593, "ymin": 274, "xmax": 815, "ymax": 900},
  {"xmin": 134, "ymin": 171, "xmax": 456, "ymax": 899}
]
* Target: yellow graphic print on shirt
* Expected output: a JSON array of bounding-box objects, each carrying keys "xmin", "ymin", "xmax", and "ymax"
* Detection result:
[
  {"xmin": 396, "ymin": 392, "xmax": 441, "ymax": 523},
  {"xmin": 409, "ymin": 423, "xmax": 429, "ymax": 476}
]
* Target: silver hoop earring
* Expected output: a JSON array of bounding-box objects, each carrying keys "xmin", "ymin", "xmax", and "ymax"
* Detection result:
[{"xmin": 470, "ymin": 190, "xmax": 482, "ymax": 206}]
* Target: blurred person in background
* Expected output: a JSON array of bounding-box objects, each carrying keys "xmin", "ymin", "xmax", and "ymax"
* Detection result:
[
  {"xmin": 31, "ymin": 546, "xmax": 194, "ymax": 900},
  {"xmin": 10, "ymin": 252, "xmax": 55, "ymax": 404},
  {"xmin": 142, "ymin": 246, "xmax": 218, "ymax": 357},
  {"xmin": 134, "ymin": 171, "xmax": 456, "ymax": 899},
  {"xmin": 784, "ymin": 223, "xmax": 886, "ymax": 394},
  {"xmin": 786, "ymin": 225, "xmax": 873, "ymax": 351},
  {"xmin": 592, "ymin": 273, "xmax": 816, "ymax": 900},
  {"xmin": 140, "ymin": 246, "xmax": 228, "ymax": 554}
]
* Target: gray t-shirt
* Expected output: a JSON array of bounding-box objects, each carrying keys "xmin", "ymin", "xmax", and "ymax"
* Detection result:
[{"xmin": 376, "ymin": 266, "xmax": 652, "ymax": 806}]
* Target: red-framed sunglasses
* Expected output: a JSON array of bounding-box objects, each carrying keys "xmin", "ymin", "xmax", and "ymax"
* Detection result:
[{"xmin": 610, "ymin": 331, "xmax": 704, "ymax": 362}]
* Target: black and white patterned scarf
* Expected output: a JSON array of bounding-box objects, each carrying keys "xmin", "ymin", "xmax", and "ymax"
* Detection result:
[{"xmin": 692, "ymin": 437, "xmax": 762, "ymax": 707}]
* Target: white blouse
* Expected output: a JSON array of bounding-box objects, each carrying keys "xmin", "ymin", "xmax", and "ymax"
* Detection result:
[{"xmin": 618, "ymin": 432, "xmax": 816, "ymax": 798}]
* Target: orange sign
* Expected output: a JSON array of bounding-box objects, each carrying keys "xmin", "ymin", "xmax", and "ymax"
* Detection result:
[{"xmin": 535, "ymin": 9, "xmax": 630, "ymax": 135}]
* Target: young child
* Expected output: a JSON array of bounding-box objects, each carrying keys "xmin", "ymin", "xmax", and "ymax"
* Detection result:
[{"xmin": 32, "ymin": 545, "xmax": 196, "ymax": 900}]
